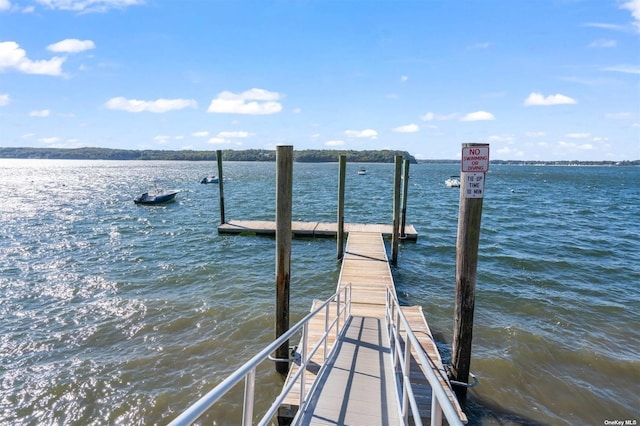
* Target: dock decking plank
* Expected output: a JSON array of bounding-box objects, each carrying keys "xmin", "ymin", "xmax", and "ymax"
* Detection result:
[{"xmin": 217, "ymin": 220, "xmax": 418, "ymax": 240}]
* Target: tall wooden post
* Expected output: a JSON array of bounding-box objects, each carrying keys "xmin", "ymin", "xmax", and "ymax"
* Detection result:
[
  {"xmin": 400, "ymin": 159, "xmax": 410, "ymax": 238},
  {"xmin": 391, "ymin": 155, "xmax": 402, "ymax": 266},
  {"xmin": 451, "ymin": 143, "xmax": 489, "ymax": 403},
  {"xmin": 216, "ymin": 150, "xmax": 225, "ymax": 224},
  {"xmin": 337, "ymin": 155, "xmax": 347, "ymax": 260},
  {"xmin": 275, "ymin": 145, "xmax": 293, "ymax": 375}
]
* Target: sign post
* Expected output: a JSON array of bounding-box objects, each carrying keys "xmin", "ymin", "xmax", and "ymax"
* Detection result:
[{"xmin": 451, "ymin": 143, "xmax": 489, "ymax": 404}]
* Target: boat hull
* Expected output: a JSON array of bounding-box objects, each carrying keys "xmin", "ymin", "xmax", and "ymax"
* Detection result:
[{"xmin": 134, "ymin": 191, "xmax": 179, "ymax": 205}]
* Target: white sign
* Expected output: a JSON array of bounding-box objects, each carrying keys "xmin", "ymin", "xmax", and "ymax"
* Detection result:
[
  {"xmin": 461, "ymin": 146, "xmax": 490, "ymax": 172},
  {"xmin": 464, "ymin": 173, "xmax": 485, "ymax": 198}
]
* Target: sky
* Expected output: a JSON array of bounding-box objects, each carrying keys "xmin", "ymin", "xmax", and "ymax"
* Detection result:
[{"xmin": 0, "ymin": 0, "xmax": 639, "ymax": 161}]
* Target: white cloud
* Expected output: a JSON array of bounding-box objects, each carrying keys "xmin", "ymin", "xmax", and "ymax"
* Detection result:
[
  {"xmin": 400, "ymin": 75, "xmax": 408, "ymax": 82},
  {"xmin": 605, "ymin": 112, "xmax": 633, "ymax": 119},
  {"xmin": 104, "ymin": 97, "xmax": 197, "ymax": 113},
  {"xmin": 325, "ymin": 140, "xmax": 345, "ymax": 146},
  {"xmin": 0, "ymin": 41, "xmax": 65, "ymax": 75},
  {"xmin": 207, "ymin": 137, "xmax": 229, "ymax": 144},
  {"xmin": 39, "ymin": 136, "xmax": 60, "ymax": 144},
  {"xmin": 217, "ymin": 131, "xmax": 252, "ymax": 138},
  {"xmin": 460, "ymin": 111, "xmax": 495, "ymax": 121},
  {"xmin": 524, "ymin": 92, "xmax": 577, "ymax": 106},
  {"xmin": 602, "ymin": 65, "xmax": 640, "ymax": 74},
  {"xmin": 488, "ymin": 134, "xmax": 515, "ymax": 143},
  {"xmin": 47, "ymin": 39, "xmax": 95, "ymax": 53},
  {"xmin": 35, "ymin": 0, "xmax": 145, "ymax": 13},
  {"xmin": 154, "ymin": 135, "xmax": 171, "ymax": 144},
  {"xmin": 496, "ymin": 146, "xmax": 524, "ymax": 157},
  {"xmin": 557, "ymin": 141, "xmax": 594, "ymax": 151},
  {"xmin": 0, "ymin": 0, "xmax": 10, "ymax": 11},
  {"xmin": 565, "ymin": 132, "xmax": 591, "ymax": 138},
  {"xmin": 588, "ymin": 39, "xmax": 617, "ymax": 48},
  {"xmin": 0, "ymin": 93, "xmax": 9, "ymax": 106},
  {"xmin": 584, "ymin": 22, "xmax": 628, "ymax": 32},
  {"xmin": 207, "ymin": 88, "xmax": 283, "ymax": 115},
  {"xmin": 192, "ymin": 131, "xmax": 209, "ymax": 137},
  {"xmin": 621, "ymin": 0, "xmax": 640, "ymax": 31},
  {"xmin": 392, "ymin": 124, "xmax": 419, "ymax": 133},
  {"xmin": 292, "ymin": 107, "xmax": 302, "ymax": 114},
  {"xmin": 420, "ymin": 112, "xmax": 458, "ymax": 121},
  {"xmin": 30, "ymin": 109, "xmax": 51, "ymax": 117},
  {"xmin": 345, "ymin": 129, "xmax": 378, "ymax": 139}
]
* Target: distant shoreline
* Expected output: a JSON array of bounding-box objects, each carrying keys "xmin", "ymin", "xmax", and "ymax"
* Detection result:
[{"xmin": 0, "ymin": 147, "xmax": 637, "ymax": 166}]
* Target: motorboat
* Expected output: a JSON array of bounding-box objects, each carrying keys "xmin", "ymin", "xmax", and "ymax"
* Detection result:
[
  {"xmin": 445, "ymin": 176, "xmax": 461, "ymax": 188},
  {"xmin": 134, "ymin": 189, "xmax": 179, "ymax": 205},
  {"xmin": 357, "ymin": 167, "xmax": 367, "ymax": 175},
  {"xmin": 200, "ymin": 176, "xmax": 219, "ymax": 184}
]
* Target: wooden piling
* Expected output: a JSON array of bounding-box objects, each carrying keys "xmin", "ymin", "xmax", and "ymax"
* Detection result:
[
  {"xmin": 337, "ymin": 155, "xmax": 346, "ymax": 260},
  {"xmin": 275, "ymin": 145, "xmax": 293, "ymax": 375},
  {"xmin": 391, "ymin": 155, "xmax": 402, "ymax": 266},
  {"xmin": 451, "ymin": 143, "xmax": 489, "ymax": 403},
  {"xmin": 400, "ymin": 159, "xmax": 410, "ymax": 238},
  {"xmin": 216, "ymin": 150, "xmax": 225, "ymax": 224}
]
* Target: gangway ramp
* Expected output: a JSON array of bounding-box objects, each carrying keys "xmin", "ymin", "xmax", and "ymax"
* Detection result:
[{"xmin": 280, "ymin": 232, "xmax": 467, "ymax": 425}]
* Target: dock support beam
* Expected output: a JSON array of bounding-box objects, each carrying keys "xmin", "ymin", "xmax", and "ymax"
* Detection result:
[
  {"xmin": 217, "ymin": 150, "xmax": 225, "ymax": 224},
  {"xmin": 391, "ymin": 155, "xmax": 402, "ymax": 266},
  {"xmin": 337, "ymin": 155, "xmax": 346, "ymax": 260},
  {"xmin": 451, "ymin": 143, "xmax": 488, "ymax": 403},
  {"xmin": 400, "ymin": 159, "xmax": 410, "ymax": 238},
  {"xmin": 275, "ymin": 145, "xmax": 293, "ymax": 375}
]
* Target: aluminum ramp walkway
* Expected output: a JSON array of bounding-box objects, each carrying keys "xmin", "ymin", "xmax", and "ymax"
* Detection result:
[{"xmin": 296, "ymin": 316, "xmax": 402, "ymax": 425}]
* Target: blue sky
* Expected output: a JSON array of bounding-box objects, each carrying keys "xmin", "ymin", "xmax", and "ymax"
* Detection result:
[{"xmin": 0, "ymin": 0, "xmax": 638, "ymax": 160}]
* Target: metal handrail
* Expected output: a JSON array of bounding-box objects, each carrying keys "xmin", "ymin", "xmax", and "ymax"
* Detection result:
[
  {"xmin": 385, "ymin": 287, "xmax": 466, "ymax": 426},
  {"xmin": 168, "ymin": 283, "xmax": 352, "ymax": 426}
]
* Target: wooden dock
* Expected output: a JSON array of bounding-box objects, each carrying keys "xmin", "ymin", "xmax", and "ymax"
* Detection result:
[
  {"xmin": 217, "ymin": 220, "xmax": 418, "ymax": 241},
  {"xmin": 279, "ymin": 232, "xmax": 466, "ymax": 424}
]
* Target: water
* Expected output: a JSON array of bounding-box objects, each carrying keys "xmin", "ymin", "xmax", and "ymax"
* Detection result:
[{"xmin": 0, "ymin": 160, "xmax": 638, "ymax": 425}]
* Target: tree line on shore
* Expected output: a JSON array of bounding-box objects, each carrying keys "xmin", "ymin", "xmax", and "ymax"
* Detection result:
[
  {"xmin": 0, "ymin": 147, "xmax": 636, "ymax": 165},
  {"xmin": 0, "ymin": 147, "xmax": 417, "ymax": 163}
]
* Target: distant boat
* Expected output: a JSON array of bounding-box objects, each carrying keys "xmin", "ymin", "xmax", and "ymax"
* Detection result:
[
  {"xmin": 445, "ymin": 176, "xmax": 461, "ymax": 188},
  {"xmin": 357, "ymin": 167, "xmax": 367, "ymax": 175},
  {"xmin": 134, "ymin": 189, "xmax": 179, "ymax": 205},
  {"xmin": 200, "ymin": 176, "xmax": 219, "ymax": 184}
]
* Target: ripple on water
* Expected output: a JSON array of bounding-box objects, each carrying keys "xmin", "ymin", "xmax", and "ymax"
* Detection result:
[{"xmin": 0, "ymin": 161, "xmax": 638, "ymax": 425}]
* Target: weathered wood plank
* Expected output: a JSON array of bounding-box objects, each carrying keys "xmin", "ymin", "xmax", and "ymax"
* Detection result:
[{"xmin": 217, "ymin": 220, "xmax": 418, "ymax": 240}]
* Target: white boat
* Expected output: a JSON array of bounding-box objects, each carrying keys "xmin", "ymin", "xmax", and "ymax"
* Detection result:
[
  {"xmin": 200, "ymin": 175, "xmax": 219, "ymax": 184},
  {"xmin": 357, "ymin": 167, "xmax": 367, "ymax": 175},
  {"xmin": 133, "ymin": 189, "xmax": 179, "ymax": 205},
  {"xmin": 445, "ymin": 176, "xmax": 460, "ymax": 187}
]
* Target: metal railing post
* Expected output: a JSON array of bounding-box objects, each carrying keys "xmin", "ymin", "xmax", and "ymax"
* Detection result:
[
  {"xmin": 324, "ymin": 303, "xmax": 329, "ymax": 362},
  {"xmin": 336, "ymin": 289, "xmax": 341, "ymax": 340},
  {"xmin": 403, "ymin": 337, "xmax": 412, "ymax": 423},
  {"xmin": 431, "ymin": 397, "xmax": 443, "ymax": 426},
  {"xmin": 242, "ymin": 369, "xmax": 256, "ymax": 426},
  {"xmin": 300, "ymin": 321, "xmax": 308, "ymax": 408}
]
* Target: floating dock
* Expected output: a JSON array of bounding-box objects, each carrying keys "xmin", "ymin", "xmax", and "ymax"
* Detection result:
[{"xmin": 217, "ymin": 220, "xmax": 418, "ymax": 241}]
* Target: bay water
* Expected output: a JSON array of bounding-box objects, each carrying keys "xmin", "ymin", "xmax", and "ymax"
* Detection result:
[{"xmin": 1, "ymin": 159, "xmax": 638, "ymax": 425}]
